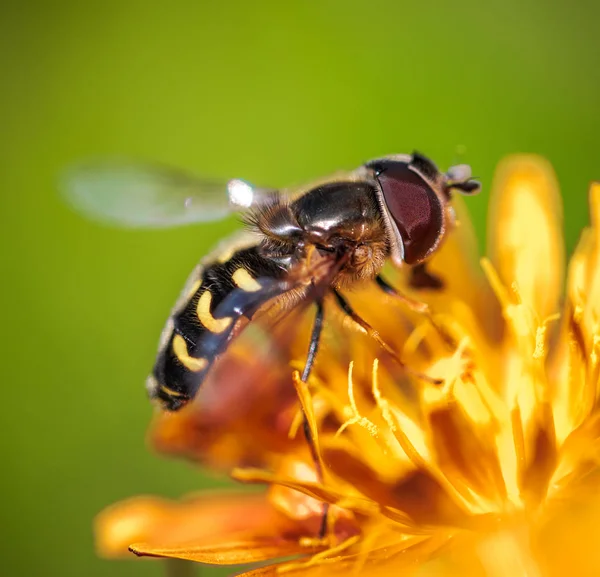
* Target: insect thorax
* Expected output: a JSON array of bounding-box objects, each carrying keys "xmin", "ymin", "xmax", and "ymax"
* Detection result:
[{"xmin": 251, "ymin": 180, "xmax": 389, "ymax": 285}]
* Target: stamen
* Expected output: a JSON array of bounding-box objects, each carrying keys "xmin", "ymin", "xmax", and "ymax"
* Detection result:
[
  {"xmin": 381, "ymin": 407, "xmax": 428, "ymax": 471},
  {"xmin": 533, "ymin": 326, "xmax": 547, "ymax": 361},
  {"xmin": 335, "ymin": 362, "xmax": 379, "ymax": 439},
  {"xmin": 511, "ymin": 405, "xmax": 526, "ymax": 486},
  {"xmin": 348, "ymin": 528, "xmax": 386, "ymax": 576},
  {"xmin": 590, "ymin": 329, "xmax": 600, "ymax": 367},
  {"xmin": 421, "ymin": 338, "xmax": 472, "ymax": 407},
  {"xmin": 283, "ymin": 535, "xmax": 361, "ymax": 573},
  {"xmin": 581, "ymin": 325, "xmax": 600, "ymax": 421},
  {"xmin": 533, "ymin": 314, "xmax": 560, "ymax": 360},
  {"xmin": 370, "ymin": 362, "xmax": 486, "ymax": 512},
  {"xmin": 402, "ymin": 323, "xmax": 432, "ymax": 357},
  {"xmin": 481, "ymin": 257, "xmax": 515, "ymax": 311},
  {"xmin": 287, "ymin": 363, "xmax": 336, "ymax": 440},
  {"xmin": 292, "ymin": 370, "xmax": 326, "ymax": 480},
  {"xmin": 483, "ymin": 256, "xmax": 556, "ymax": 415},
  {"xmin": 370, "ymin": 359, "xmax": 395, "ymax": 433},
  {"xmin": 288, "ymin": 409, "xmax": 304, "ymax": 440},
  {"xmin": 510, "ymin": 281, "xmax": 523, "ymax": 304}
]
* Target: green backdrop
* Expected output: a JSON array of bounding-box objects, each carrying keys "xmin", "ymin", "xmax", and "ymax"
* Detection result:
[{"xmin": 1, "ymin": 1, "xmax": 598, "ymax": 576}]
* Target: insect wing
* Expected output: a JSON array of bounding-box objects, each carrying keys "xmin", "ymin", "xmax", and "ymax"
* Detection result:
[{"xmin": 61, "ymin": 160, "xmax": 277, "ymax": 228}]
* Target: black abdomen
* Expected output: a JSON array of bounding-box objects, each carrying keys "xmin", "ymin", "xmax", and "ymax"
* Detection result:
[{"xmin": 148, "ymin": 244, "xmax": 286, "ymax": 410}]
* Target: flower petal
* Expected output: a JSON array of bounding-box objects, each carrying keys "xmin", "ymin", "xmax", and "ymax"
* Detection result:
[
  {"xmin": 425, "ymin": 195, "xmax": 504, "ymax": 344},
  {"xmin": 550, "ymin": 183, "xmax": 600, "ymax": 440},
  {"xmin": 237, "ymin": 531, "xmax": 453, "ymax": 576},
  {"xmin": 95, "ymin": 491, "xmax": 299, "ymax": 558},
  {"xmin": 573, "ymin": 184, "xmax": 600, "ymax": 389},
  {"xmin": 487, "ymin": 155, "xmax": 564, "ymax": 321},
  {"xmin": 129, "ymin": 536, "xmax": 321, "ymax": 564},
  {"xmin": 323, "ymin": 446, "xmax": 470, "ymax": 527},
  {"xmin": 536, "ymin": 478, "xmax": 600, "ymax": 577},
  {"xmin": 426, "ymin": 403, "xmax": 507, "ymax": 507},
  {"xmin": 269, "ymin": 459, "xmax": 325, "ymax": 521},
  {"xmin": 233, "ymin": 467, "xmax": 380, "ymax": 517}
]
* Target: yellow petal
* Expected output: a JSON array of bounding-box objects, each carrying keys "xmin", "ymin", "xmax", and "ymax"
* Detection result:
[
  {"xmin": 549, "ymin": 183, "xmax": 600, "ymax": 440},
  {"xmin": 323, "ymin": 446, "xmax": 470, "ymax": 527},
  {"xmin": 129, "ymin": 536, "xmax": 321, "ymax": 564},
  {"xmin": 95, "ymin": 491, "xmax": 294, "ymax": 558},
  {"xmin": 426, "ymin": 195, "xmax": 504, "ymax": 344},
  {"xmin": 426, "ymin": 404, "xmax": 507, "ymax": 509},
  {"xmin": 535, "ymin": 480, "xmax": 600, "ymax": 577},
  {"xmin": 268, "ymin": 457, "xmax": 339, "ymax": 528},
  {"xmin": 238, "ymin": 532, "xmax": 451, "ymax": 576},
  {"xmin": 233, "ymin": 467, "xmax": 380, "ymax": 517},
  {"xmin": 487, "ymin": 155, "xmax": 564, "ymax": 321},
  {"xmin": 579, "ymin": 183, "xmax": 600, "ymax": 363}
]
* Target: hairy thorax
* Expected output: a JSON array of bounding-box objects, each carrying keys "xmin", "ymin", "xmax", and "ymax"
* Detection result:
[{"xmin": 248, "ymin": 182, "xmax": 390, "ymax": 291}]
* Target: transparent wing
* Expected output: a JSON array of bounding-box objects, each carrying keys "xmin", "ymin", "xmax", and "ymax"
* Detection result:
[{"xmin": 60, "ymin": 159, "xmax": 278, "ymax": 228}]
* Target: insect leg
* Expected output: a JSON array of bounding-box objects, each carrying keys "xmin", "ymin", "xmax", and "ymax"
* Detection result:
[
  {"xmin": 375, "ymin": 273, "xmax": 431, "ymax": 312},
  {"xmin": 375, "ymin": 274, "xmax": 456, "ymax": 348},
  {"xmin": 332, "ymin": 289, "xmax": 442, "ymax": 385},
  {"xmin": 301, "ymin": 300, "xmax": 324, "ymax": 382},
  {"xmin": 298, "ymin": 300, "xmax": 330, "ymax": 539}
]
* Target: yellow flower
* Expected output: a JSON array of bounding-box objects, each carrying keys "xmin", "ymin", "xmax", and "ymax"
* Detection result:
[{"xmin": 96, "ymin": 156, "xmax": 600, "ymax": 576}]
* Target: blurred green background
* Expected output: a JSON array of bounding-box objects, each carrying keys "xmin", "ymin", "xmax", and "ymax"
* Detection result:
[{"xmin": 1, "ymin": 0, "xmax": 598, "ymax": 575}]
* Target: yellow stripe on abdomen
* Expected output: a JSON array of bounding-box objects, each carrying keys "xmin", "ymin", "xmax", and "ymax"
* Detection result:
[
  {"xmin": 196, "ymin": 291, "xmax": 233, "ymax": 333},
  {"xmin": 160, "ymin": 384, "xmax": 185, "ymax": 398},
  {"xmin": 172, "ymin": 334, "xmax": 208, "ymax": 372},
  {"xmin": 232, "ymin": 268, "xmax": 262, "ymax": 292}
]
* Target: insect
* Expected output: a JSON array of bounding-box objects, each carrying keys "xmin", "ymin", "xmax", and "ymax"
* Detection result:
[{"xmin": 63, "ymin": 152, "xmax": 480, "ymax": 412}]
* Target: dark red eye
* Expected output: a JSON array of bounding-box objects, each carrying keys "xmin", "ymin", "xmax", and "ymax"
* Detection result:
[{"xmin": 369, "ymin": 160, "xmax": 444, "ymax": 265}]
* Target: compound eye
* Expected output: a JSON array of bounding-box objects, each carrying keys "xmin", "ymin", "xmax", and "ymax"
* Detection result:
[{"xmin": 372, "ymin": 161, "xmax": 444, "ymax": 265}]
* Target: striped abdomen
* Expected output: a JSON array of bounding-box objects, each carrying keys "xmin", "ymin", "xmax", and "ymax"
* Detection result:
[{"xmin": 148, "ymin": 244, "xmax": 286, "ymax": 410}]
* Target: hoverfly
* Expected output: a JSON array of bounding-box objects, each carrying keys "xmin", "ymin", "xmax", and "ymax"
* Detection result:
[{"xmin": 63, "ymin": 152, "xmax": 480, "ymax": 412}]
